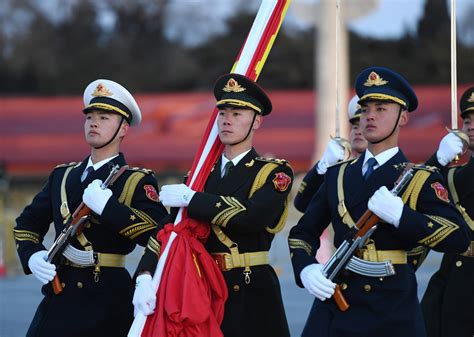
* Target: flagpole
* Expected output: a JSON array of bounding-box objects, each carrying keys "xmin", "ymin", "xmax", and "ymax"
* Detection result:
[
  {"xmin": 332, "ymin": 0, "xmax": 351, "ymax": 159},
  {"xmin": 128, "ymin": 1, "xmax": 290, "ymax": 335},
  {"xmin": 451, "ymin": 0, "xmax": 457, "ymax": 130},
  {"xmin": 448, "ymin": 0, "xmax": 468, "ymax": 161}
]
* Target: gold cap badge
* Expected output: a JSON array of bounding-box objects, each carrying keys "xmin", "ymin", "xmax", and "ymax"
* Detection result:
[
  {"xmin": 468, "ymin": 92, "xmax": 474, "ymax": 103},
  {"xmin": 223, "ymin": 78, "xmax": 246, "ymax": 93},
  {"xmin": 92, "ymin": 83, "xmax": 113, "ymax": 97},
  {"xmin": 364, "ymin": 71, "xmax": 388, "ymax": 87}
]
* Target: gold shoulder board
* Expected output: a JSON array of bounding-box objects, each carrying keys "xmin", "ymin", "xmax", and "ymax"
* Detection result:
[
  {"xmin": 54, "ymin": 162, "xmax": 79, "ymax": 169},
  {"xmin": 255, "ymin": 157, "xmax": 288, "ymax": 165},
  {"xmin": 127, "ymin": 166, "xmax": 154, "ymax": 175}
]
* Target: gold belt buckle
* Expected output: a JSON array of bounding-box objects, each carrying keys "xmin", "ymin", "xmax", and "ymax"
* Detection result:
[{"xmin": 213, "ymin": 253, "xmax": 233, "ymax": 271}]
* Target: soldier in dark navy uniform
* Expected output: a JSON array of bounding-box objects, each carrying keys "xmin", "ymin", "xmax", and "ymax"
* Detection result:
[
  {"xmin": 421, "ymin": 86, "xmax": 474, "ymax": 337},
  {"xmin": 133, "ymin": 73, "xmax": 293, "ymax": 337},
  {"xmin": 288, "ymin": 67, "xmax": 471, "ymax": 337},
  {"xmin": 13, "ymin": 79, "xmax": 168, "ymax": 337},
  {"xmin": 294, "ymin": 94, "xmax": 368, "ymax": 213}
]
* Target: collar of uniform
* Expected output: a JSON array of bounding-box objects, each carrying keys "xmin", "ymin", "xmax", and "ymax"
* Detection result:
[
  {"xmin": 221, "ymin": 149, "xmax": 252, "ymax": 176},
  {"xmin": 85, "ymin": 154, "xmax": 120, "ymax": 172},
  {"xmin": 362, "ymin": 147, "xmax": 399, "ymax": 174}
]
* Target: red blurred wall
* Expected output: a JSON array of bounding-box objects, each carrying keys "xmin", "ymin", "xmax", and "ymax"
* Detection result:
[{"xmin": 0, "ymin": 84, "xmax": 471, "ymax": 177}]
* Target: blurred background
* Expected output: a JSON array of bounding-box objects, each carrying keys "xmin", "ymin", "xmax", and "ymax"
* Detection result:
[{"xmin": 0, "ymin": 0, "xmax": 473, "ymax": 336}]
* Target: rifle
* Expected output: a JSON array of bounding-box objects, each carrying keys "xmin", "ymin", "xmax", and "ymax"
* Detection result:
[
  {"xmin": 47, "ymin": 164, "xmax": 127, "ymax": 294},
  {"xmin": 322, "ymin": 163, "xmax": 416, "ymax": 311}
]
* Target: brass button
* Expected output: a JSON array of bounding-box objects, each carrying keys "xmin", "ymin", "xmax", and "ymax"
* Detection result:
[
  {"xmin": 77, "ymin": 282, "xmax": 84, "ymax": 289},
  {"xmin": 233, "ymin": 285, "xmax": 240, "ymax": 292},
  {"xmin": 363, "ymin": 284, "xmax": 372, "ymax": 292},
  {"xmin": 341, "ymin": 283, "xmax": 348, "ymax": 290},
  {"xmin": 456, "ymin": 260, "xmax": 463, "ymax": 267},
  {"xmin": 412, "ymin": 259, "xmax": 418, "ymax": 266},
  {"xmin": 61, "ymin": 282, "xmax": 66, "ymax": 288}
]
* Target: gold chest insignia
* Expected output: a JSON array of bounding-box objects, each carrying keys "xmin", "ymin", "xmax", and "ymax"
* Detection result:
[{"xmin": 245, "ymin": 159, "xmax": 254, "ymax": 167}]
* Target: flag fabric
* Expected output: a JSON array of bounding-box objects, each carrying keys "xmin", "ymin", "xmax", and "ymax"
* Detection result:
[{"xmin": 129, "ymin": 1, "xmax": 291, "ymax": 336}]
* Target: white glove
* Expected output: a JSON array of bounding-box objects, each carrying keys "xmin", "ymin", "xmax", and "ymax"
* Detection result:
[
  {"xmin": 28, "ymin": 250, "xmax": 56, "ymax": 284},
  {"xmin": 317, "ymin": 139, "xmax": 346, "ymax": 174},
  {"xmin": 300, "ymin": 263, "xmax": 335, "ymax": 301},
  {"xmin": 159, "ymin": 184, "xmax": 196, "ymax": 207},
  {"xmin": 133, "ymin": 274, "xmax": 156, "ymax": 317},
  {"xmin": 82, "ymin": 179, "xmax": 112, "ymax": 215},
  {"xmin": 436, "ymin": 133, "xmax": 463, "ymax": 166},
  {"xmin": 368, "ymin": 186, "xmax": 404, "ymax": 228}
]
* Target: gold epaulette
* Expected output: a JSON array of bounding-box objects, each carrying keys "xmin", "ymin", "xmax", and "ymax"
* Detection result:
[
  {"xmin": 413, "ymin": 164, "xmax": 439, "ymax": 173},
  {"xmin": 394, "ymin": 162, "xmax": 439, "ymax": 173},
  {"xmin": 54, "ymin": 162, "xmax": 79, "ymax": 169},
  {"xmin": 127, "ymin": 166, "xmax": 154, "ymax": 175},
  {"xmin": 255, "ymin": 157, "xmax": 288, "ymax": 166},
  {"xmin": 328, "ymin": 157, "xmax": 357, "ymax": 169}
]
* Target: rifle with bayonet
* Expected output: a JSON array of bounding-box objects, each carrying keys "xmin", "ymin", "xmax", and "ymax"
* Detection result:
[
  {"xmin": 323, "ymin": 163, "xmax": 416, "ymax": 311},
  {"xmin": 47, "ymin": 164, "xmax": 127, "ymax": 294}
]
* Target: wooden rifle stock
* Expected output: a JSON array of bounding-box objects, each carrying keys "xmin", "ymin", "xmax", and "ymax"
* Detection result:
[
  {"xmin": 50, "ymin": 164, "xmax": 127, "ymax": 295},
  {"xmin": 329, "ymin": 163, "xmax": 415, "ymax": 311},
  {"xmin": 333, "ymin": 209, "xmax": 380, "ymax": 311},
  {"xmin": 51, "ymin": 202, "xmax": 92, "ymax": 294}
]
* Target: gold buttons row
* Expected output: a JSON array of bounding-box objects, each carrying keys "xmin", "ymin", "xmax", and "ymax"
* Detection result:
[
  {"xmin": 60, "ymin": 282, "xmax": 85, "ymax": 289},
  {"xmin": 339, "ymin": 283, "xmax": 373, "ymax": 292}
]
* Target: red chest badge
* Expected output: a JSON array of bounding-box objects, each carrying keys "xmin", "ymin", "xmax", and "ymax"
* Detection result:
[
  {"xmin": 431, "ymin": 182, "xmax": 449, "ymax": 203},
  {"xmin": 273, "ymin": 172, "xmax": 292, "ymax": 192},
  {"xmin": 144, "ymin": 185, "xmax": 159, "ymax": 202}
]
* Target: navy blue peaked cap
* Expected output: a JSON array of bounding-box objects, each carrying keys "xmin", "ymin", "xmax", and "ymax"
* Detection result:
[
  {"xmin": 214, "ymin": 73, "xmax": 272, "ymax": 116},
  {"xmin": 460, "ymin": 86, "xmax": 474, "ymax": 118},
  {"xmin": 355, "ymin": 66, "xmax": 418, "ymax": 112}
]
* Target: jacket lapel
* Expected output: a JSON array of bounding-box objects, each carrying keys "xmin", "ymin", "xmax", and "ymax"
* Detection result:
[
  {"xmin": 204, "ymin": 158, "xmax": 223, "ymax": 193},
  {"xmin": 215, "ymin": 148, "xmax": 258, "ymax": 195},
  {"xmin": 346, "ymin": 150, "xmax": 408, "ymax": 209}
]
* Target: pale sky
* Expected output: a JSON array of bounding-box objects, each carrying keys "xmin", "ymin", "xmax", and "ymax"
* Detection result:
[{"xmin": 289, "ymin": 0, "xmax": 472, "ymax": 40}]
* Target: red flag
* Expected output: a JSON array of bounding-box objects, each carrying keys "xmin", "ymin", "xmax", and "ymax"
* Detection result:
[
  {"xmin": 142, "ymin": 219, "xmax": 227, "ymax": 337},
  {"xmin": 128, "ymin": 1, "xmax": 291, "ymax": 336}
]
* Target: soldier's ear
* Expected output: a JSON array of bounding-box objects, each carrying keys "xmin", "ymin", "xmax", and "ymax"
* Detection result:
[
  {"xmin": 399, "ymin": 110, "xmax": 409, "ymax": 127},
  {"xmin": 120, "ymin": 121, "xmax": 130, "ymax": 137},
  {"xmin": 252, "ymin": 113, "xmax": 263, "ymax": 130}
]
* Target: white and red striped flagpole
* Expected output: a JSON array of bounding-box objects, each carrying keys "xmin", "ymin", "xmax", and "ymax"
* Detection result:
[{"xmin": 128, "ymin": 1, "xmax": 290, "ymax": 335}]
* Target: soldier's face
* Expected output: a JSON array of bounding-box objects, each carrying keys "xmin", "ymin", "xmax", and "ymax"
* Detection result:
[
  {"xmin": 84, "ymin": 110, "xmax": 127, "ymax": 147},
  {"xmin": 360, "ymin": 101, "xmax": 408, "ymax": 144},
  {"xmin": 350, "ymin": 120, "xmax": 368, "ymax": 154},
  {"xmin": 217, "ymin": 107, "xmax": 262, "ymax": 145},
  {"xmin": 462, "ymin": 111, "xmax": 474, "ymax": 150}
]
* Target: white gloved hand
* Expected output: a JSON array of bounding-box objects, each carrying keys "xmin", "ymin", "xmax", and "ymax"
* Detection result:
[
  {"xmin": 436, "ymin": 133, "xmax": 463, "ymax": 166},
  {"xmin": 300, "ymin": 263, "xmax": 336, "ymax": 301},
  {"xmin": 82, "ymin": 179, "xmax": 112, "ymax": 215},
  {"xmin": 159, "ymin": 184, "xmax": 196, "ymax": 207},
  {"xmin": 133, "ymin": 274, "xmax": 156, "ymax": 317},
  {"xmin": 317, "ymin": 139, "xmax": 346, "ymax": 174},
  {"xmin": 28, "ymin": 250, "xmax": 56, "ymax": 284},
  {"xmin": 368, "ymin": 186, "xmax": 404, "ymax": 228}
]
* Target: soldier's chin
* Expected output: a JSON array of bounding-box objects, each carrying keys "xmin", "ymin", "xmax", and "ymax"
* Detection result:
[{"xmin": 218, "ymin": 135, "xmax": 234, "ymax": 145}]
